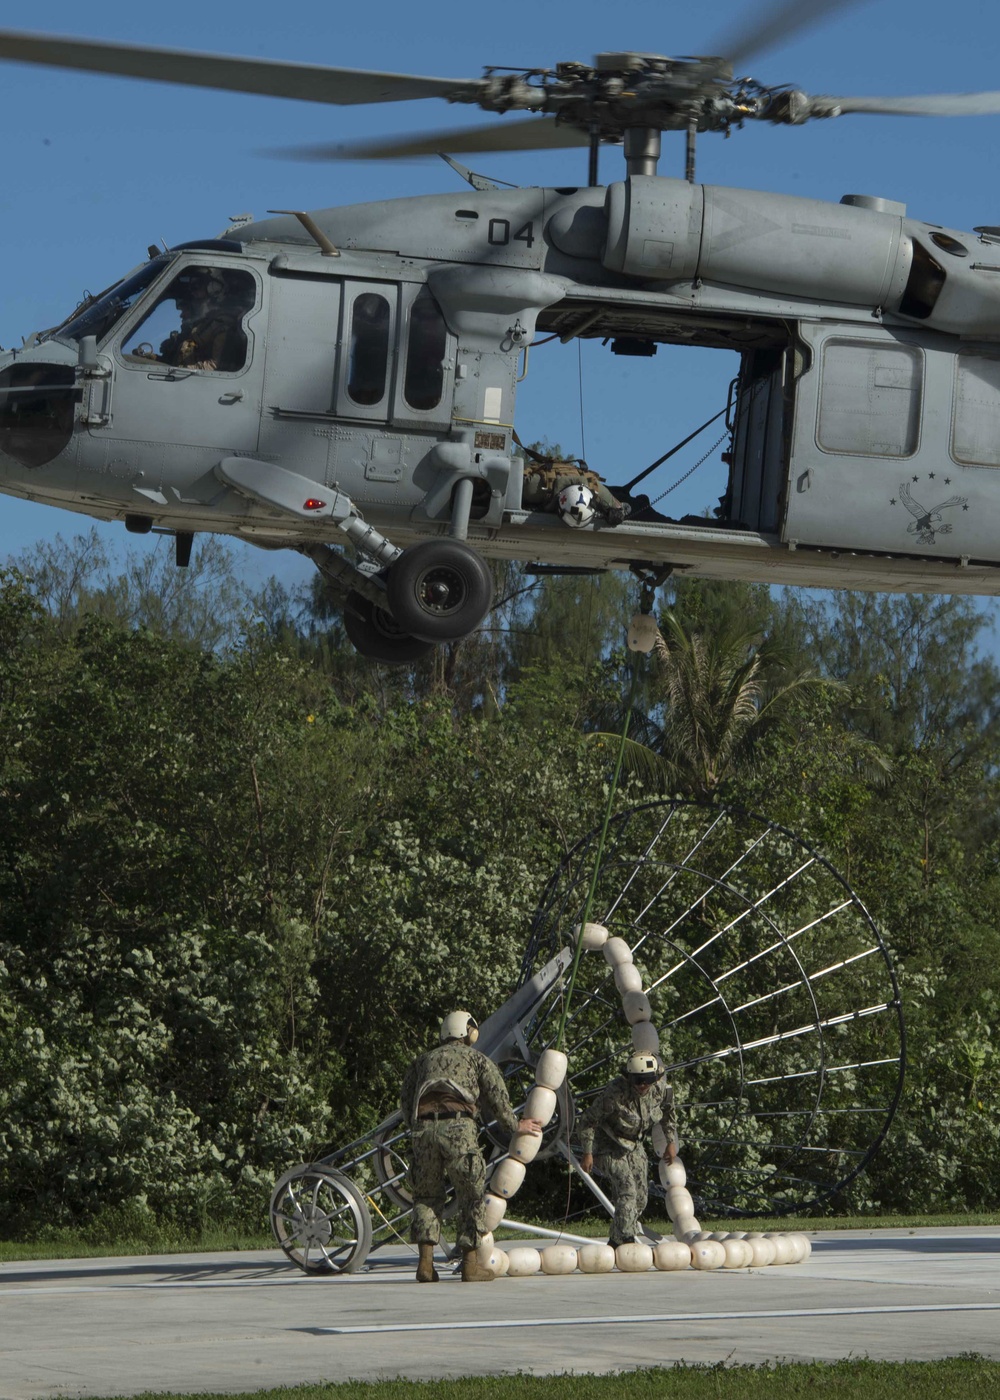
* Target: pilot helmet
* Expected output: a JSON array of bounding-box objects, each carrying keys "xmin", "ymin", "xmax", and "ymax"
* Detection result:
[
  {"xmin": 557, "ymin": 483, "xmax": 596, "ymax": 528},
  {"xmin": 439, "ymin": 1010, "xmax": 479, "ymax": 1044},
  {"xmin": 626, "ymin": 1052, "xmax": 661, "ymax": 1084}
]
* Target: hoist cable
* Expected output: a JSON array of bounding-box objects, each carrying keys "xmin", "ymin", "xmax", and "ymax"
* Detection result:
[{"xmin": 555, "ymin": 650, "xmax": 644, "ymax": 1051}]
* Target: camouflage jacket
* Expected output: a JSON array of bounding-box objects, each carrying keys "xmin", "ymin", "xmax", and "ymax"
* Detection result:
[
  {"xmin": 400, "ymin": 1041, "xmax": 519, "ymax": 1138},
  {"xmin": 577, "ymin": 1075, "xmax": 677, "ymax": 1157}
]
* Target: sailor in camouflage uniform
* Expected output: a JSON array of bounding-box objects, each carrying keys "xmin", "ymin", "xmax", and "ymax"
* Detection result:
[
  {"xmin": 578, "ymin": 1053, "xmax": 678, "ymax": 1247},
  {"xmin": 400, "ymin": 1010, "xmax": 543, "ymax": 1283}
]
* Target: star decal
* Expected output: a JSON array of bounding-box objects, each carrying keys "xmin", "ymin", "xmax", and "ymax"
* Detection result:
[
  {"xmin": 890, "ymin": 498, "xmax": 897, "ymax": 505},
  {"xmin": 945, "ymin": 477, "xmax": 952, "ymax": 485},
  {"xmin": 963, "ymin": 504, "xmax": 969, "ymax": 511},
  {"xmin": 929, "ymin": 472, "xmax": 936, "ymax": 479},
  {"xmin": 912, "ymin": 475, "xmax": 919, "ymax": 482}
]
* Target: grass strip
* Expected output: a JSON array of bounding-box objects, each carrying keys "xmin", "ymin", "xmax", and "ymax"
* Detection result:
[
  {"xmin": 3, "ymin": 1211, "xmax": 998, "ymax": 1262},
  {"xmin": 78, "ymin": 1357, "xmax": 1000, "ymax": 1400}
]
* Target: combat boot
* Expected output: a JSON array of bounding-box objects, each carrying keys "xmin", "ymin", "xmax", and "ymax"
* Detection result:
[
  {"xmin": 416, "ymin": 1242, "xmax": 439, "ymax": 1283},
  {"xmin": 461, "ymin": 1248, "xmax": 494, "ymax": 1282}
]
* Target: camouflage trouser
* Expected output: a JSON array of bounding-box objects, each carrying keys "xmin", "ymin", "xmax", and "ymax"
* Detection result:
[
  {"xmin": 597, "ymin": 1143, "xmax": 649, "ymax": 1246},
  {"xmin": 409, "ymin": 1117, "xmax": 487, "ymax": 1251}
]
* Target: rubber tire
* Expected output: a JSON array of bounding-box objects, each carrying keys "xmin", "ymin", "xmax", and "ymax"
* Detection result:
[
  {"xmin": 385, "ymin": 540, "xmax": 493, "ymax": 643},
  {"xmin": 343, "ymin": 591, "xmax": 434, "ymax": 665}
]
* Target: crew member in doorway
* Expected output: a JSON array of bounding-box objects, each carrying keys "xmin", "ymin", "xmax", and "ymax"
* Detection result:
[
  {"xmin": 578, "ymin": 1054, "xmax": 677, "ymax": 1248},
  {"xmin": 400, "ymin": 1011, "xmax": 543, "ymax": 1283},
  {"xmin": 521, "ymin": 459, "xmax": 630, "ymax": 527}
]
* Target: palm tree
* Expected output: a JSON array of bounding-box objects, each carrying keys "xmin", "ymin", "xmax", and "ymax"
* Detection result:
[{"xmin": 597, "ymin": 611, "xmax": 833, "ymax": 799}]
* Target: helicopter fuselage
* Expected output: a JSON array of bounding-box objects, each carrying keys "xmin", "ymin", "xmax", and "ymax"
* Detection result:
[{"xmin": 3, "ymin": 174, "xmax": 1000, "ymax": 606}]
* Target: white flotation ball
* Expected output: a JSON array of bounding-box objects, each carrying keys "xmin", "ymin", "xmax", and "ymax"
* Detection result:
[
  {"xmin": 632, "ymin": 1021, "xmax": 660, "ymax": 1056},
  {"xmin": 767, "ymin": 1234, "xmax": 795, "ymax": 1265},
  {"xmin": 680, "ymin": 1226, "xmax": 702, "ymax": 1243},
  {"xmin": 784, "ymin": 1234, "xmax": 806, "ymax": 1264},
  {"xmin": 662, "ymin": 1159, "xmax": 686, "ymax": 1189},
  {"xmin": 506, "ymin": 1246, "xmax": 541, "ymax": 1277},
  {"xmin": 724, "ymin": 1231, "xmax": 748, "ymax": 1240},
  {"xmin": 665, "ymin": 1185, "xmax": 694, "ymax": 1220},
  {"xmin": 614, "ymin": 963, "xmax": 644, "ymax": 995},
  {"xmin": 535, "ymin": 1049, "xmax": 568, "ymax": 1091},
  {"xmin": 490, "ymin": 1158, "xmax": 526, "ymax": 1200},
  {"xmin": 627, "ymin": 612, "xmax": 660, "ymax": 654},
  {"xmin": 578, "ymin": 1243, "xmax": 616, "ymax": 1273},
  {"xmin": 793, "ymin": 1233, "xmax": 813, "ymax": 1260},
  {"xmin": 524, "ymin": 1085, "xmax": 557, "ymax": 1126},
  {"xmin": 653, "ymin": 1240, "xmax": 691, "ymax": 1271},
  {"xmin": 575, "ymin": 922, "xmax": 609, "ymax": 951},
  {"xmin": 622, "ymin": 990, "xmax": 652, "ymax": 1024},
  {"xmin": 709, "ymin": 1231, "xmax": 729, "ymax": 1241},
  {"xmin": 616, "ymin": 1242, "xmax": 654, "ymax": 1272},
  {"xmin": 722, "ymin": 1239, "xmax": 752, "ymax": 1269},
  {"xmin": 490, "ymin": 1248, "xmax": 510, "ymax": 1277},
  {"xmin": 482, "ymin": 1193, "xmax": 507, "ymax": 1232},
  {"xmin": 693, "ymin": 1231, "xmax": 714, "ymax": 1242},
  {"xmin": 603, "ymin": 936, "xmax": 633, "ymax": 967},
  {"xmin": 541, "ymin": 1245, "xmax": 578, "ymax": 1275},
  {"xmin": 746, "ymin": 1236, "xmax": 776, "ymax": 1267},
  {"xmin": 690, "ymin": 1240, "xmax": 726, "ymax": 1270},
  {"xmin": 509, "ymin": 1129, "xmax": 542, "ymax": 1165},
  {"xmin": 478, "ymin": 1232, "xmax": 494, "ymax": 1252}
]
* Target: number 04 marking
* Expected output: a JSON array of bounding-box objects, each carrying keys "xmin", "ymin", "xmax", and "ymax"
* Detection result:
[{"xmin": 488, "ymin": 219, "xmax": 535, "ymax": 248}]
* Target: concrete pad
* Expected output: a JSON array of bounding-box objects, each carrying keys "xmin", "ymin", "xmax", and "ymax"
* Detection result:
[{"xmin": 0, "ymin": 1227, "xmax": 998, "ymax": 1398}]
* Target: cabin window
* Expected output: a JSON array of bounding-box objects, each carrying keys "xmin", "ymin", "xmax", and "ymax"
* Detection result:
[
  {"xmin": 121, "ymin": 264, "xmax": 256, "ymax": 372},
  {"xmin": 817, "ymin": 340, "xmax": 922, "ymax": 458},
  {"xmin": 403, "ymin": 287, "xmax": 448, "ymax": 411},
  {"xmin": 347, "ymin": 292, "xmax": 390, "ymax": 405},
  {"xmin": 952, "ymin": 350, "xmax": 1000, "ymax": 467}
]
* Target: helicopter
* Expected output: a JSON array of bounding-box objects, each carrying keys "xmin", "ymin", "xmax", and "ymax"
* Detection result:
[{"xmin": 5, "ymin": 2, "xmax": 1000, "ymax": 663}]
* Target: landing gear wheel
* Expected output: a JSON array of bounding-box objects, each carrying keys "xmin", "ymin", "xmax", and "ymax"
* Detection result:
[
  {"xmin": 343, "ymin": 590, "xmax": 434, "ymax": 665},
  {"xmin": 385, "ymin": 540, "xmax": 493, "ymax": 643},
  {"xmin": 270, "ymin": 1165, "xmax": 373, "ymax": 1274}
]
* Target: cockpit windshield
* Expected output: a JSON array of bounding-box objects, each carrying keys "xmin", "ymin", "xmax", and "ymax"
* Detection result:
[{"xmin": 53, "ymin": 258, "xmax": 172, "ymax": 345}]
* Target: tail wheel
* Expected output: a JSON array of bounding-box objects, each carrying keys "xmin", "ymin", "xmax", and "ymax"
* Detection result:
[
  {"xmin": 520, "ymin": 800, "xmax": 905, "ymax": 1216},
  {"xmin": 269, "ymin": 1165, "xmax": 373, "ymax": 1273}
]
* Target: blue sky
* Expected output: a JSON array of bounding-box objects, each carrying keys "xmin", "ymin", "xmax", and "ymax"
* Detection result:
[{"xmin": 3, "ymin": 0, "xmax": 1000, "ymax": 609}]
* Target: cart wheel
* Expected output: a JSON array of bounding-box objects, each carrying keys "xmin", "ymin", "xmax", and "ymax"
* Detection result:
[
  {"xmin": 385, "ymin": 540, "xmax": 493, "ymax": 643},
  {"xmin": 520, "ymin": 799, "xmax": 905, "ymax": 1217},
  {"xmin": 270, "ymin": 1165, "xmax": 373, "ymax": 1274},
  {"xmin": 373, "ymin": 1124, "xmax": 414, "ymax": 1211}
]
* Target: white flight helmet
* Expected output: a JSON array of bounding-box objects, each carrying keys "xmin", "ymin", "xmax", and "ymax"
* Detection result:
[
  {"xmin": 557, "ymin": 483, "xmax": 596, "ymax": 528},
  {"xmin": 440, "ymin": 1010, "xmax": 479, "ymax": 1044},
  {"xmin": 626, "ymin": 1053, "xmax": 661, "ymax": 1084}
]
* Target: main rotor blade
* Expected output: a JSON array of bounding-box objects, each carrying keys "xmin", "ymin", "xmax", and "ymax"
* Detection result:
[
  {"xmin": 709, "ymin": 0, "xmax": 871, "ymax": 69},
  {"xmin": 0, "ymin": 29, "xmax": 486, "ymax": 106},
  {"xmin": 275, "ymin": 117, "xmax": 592, "ymax": 162},
  {"xmin": 813, "ymin": 90, "xmax": 1000, "ymax": 117}
]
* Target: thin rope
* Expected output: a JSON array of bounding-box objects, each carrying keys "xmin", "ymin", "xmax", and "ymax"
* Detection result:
[{"xmin": 577, "ymin": 340, "xmax": 587, "ymax": 462}]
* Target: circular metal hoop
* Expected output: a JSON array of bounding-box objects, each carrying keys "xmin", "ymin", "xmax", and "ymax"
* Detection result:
[
  {"xmin": 520, "ymin": 799, "xmax": 905, "ymax": 1216},
  {"xmin": 269, "ymin": 1165, "xmax": 374, "ymax": 1273}
]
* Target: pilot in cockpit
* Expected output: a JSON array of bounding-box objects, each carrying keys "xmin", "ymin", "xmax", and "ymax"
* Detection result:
[{"xmin": 159, "ymin": 267, "xmax": 252, "ymax": 372}]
